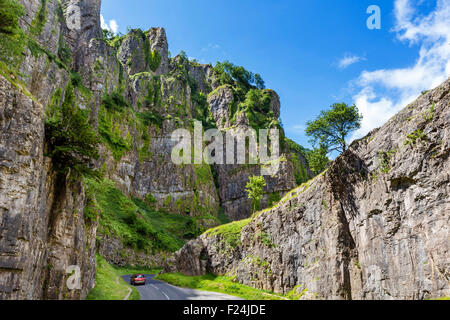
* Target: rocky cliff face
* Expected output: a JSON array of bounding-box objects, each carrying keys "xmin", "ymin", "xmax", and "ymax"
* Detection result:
[
  {"xmin": 0, "ymin": 75, "xmax": 97, "ymax": 300},
  {"xmin": 0, "ymin": 0, "xmax": 101, "ymax": 300},
  {"xmin": 0, "ymin": 0, "xmax": 310, "ymax": 299},
  {"xmin": 167, "ymin": 78, "xmax": 450, "ymax": 300}
]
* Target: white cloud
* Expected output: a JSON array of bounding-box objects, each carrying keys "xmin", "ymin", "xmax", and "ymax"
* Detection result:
[
  {"xmin": 351, "ymin": 0, "xmax": 450, "ymax": 140},
  {"xmin": 287, "ymin": 124, "xmax": 306, "ymax": 135},
  {"xmin": 201, "ymin": 43, "xmax": 221, "ymax": 52},
  {"xmin": 109, "ymin": 20, "xmax": 118, "ymax": 34},
  {"xmin": 338, "ymin": 54, "xmax": 365, "ymax": 69},
  {"xmin": 101, "ymin": 14, "xmax": 119, "ymax": 34}
]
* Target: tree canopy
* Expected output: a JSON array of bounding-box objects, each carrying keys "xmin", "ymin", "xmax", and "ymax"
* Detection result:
[
  {"xmin": 306, "ymin": 103, "xmax": 362, "ymax": 154},
  {"xmin": 245, "ymin": 176, "xmax": 267, "ymax": 213},
  {"xmin": 213, "ymin": 61, "xmax": 265, "ymax": 90}
]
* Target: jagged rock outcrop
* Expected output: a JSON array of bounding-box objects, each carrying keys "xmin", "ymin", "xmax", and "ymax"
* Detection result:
[
  {"xmin": 167, "ymin": 78, "xmax": 450, "ymax": 300},
  {"xmin": 117, "ymin": 27, "xmax": 168, "ymax": 76}
]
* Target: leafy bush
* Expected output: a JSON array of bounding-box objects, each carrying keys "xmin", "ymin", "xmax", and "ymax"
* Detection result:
[
  {"xmin": 191, "ymin": 83, "xmax": 216, "ymax": 130},
  {"xmin": 98, "ymin": 107, "xmax": 132, "ymax": 161},
  {"xmin": 70, "ymin": 71, "xmax": 82, "ymax": 87},
  {"xmin": 404, "ymin": 129, "xmax": 427, "ymax": 146},
  {"xmin": 147, "ymin": 50, "xmax": 161, "ymax": 72},
  {"xmin": 45, "ymin": 82, "xmax": 100, "ymax": 177},
  {"xmin": 245, "ymin": 176, "xmax": 267, "ymax": 213},
  {"xmin": 0, "ymin": 0, "xmax": 25, "ymax": 68},
  {"xmin": 145, "ymin": 193, "xmax": 157, "ymax": 205},
  {"xmin": 213, "ymin": 61, "xmax": 265, "ymax": 90},
  {"xmin": 142, "ymin": 76, "xmax": 162, "ymax": 108},
  {"xmin": 0, "ymin": 0, "xmax": 24, "ymax": 34},
  {"xmin": 267, "ymin": 192, "xmax": 281, "ymax": 207},
  {"xmin": 238, "ymin": 89, "xmax": 274, "ymax": 129},
  {"xmin": 102, "ymin": 91, "xmax": 130, "ymax": 112},
  {"xmin": 305, "ymin": 145, "xmax": 329, "ymax": 175},
  {"xmin": 137, "ymin": 111, "xmax": 163, "ymax": 128}
]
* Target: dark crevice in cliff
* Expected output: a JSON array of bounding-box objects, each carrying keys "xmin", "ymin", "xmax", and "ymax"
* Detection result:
[{"xmin": 46, "ymin": 173, "xmax": 67, "ymax": 239}]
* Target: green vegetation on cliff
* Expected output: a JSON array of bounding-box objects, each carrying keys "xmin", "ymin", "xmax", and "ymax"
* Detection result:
[
  {"xmin": 30, "ymin": 0, "xmax": 47, "ymax": 36},
  {"xmin": 205, "ymin": 218, "xmax": 251, "ymax": 249},
  {"xmin": 85, "ymin": 178, "xmax": 209, "ymax": 253},
  {"xmin": 98, "ymin": 91, "xmax": 133, "ymax": 160},
  {"xmin": 0, "ymin": 0, "xmax": 25, "ymax": 70},
  {"xmin": 245, "ymin": 175, "xmax": 267, "ymax": 213},
  {"xmin": 213, "ymin": 60, "xmax": 265, "ymax": 91},
  {"xmin": 0, "ymin": 0, "xmax": 23, "ymax": 35},
  {"xmin": 45, "ymin": 82, "xmax": 101, "ymax": 177}
]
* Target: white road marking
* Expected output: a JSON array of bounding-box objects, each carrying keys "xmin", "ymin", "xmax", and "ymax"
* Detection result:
[
  {"xmin": 151, "ymin": 284, "xmax": 160, "ymax": 290},
  {"xmin": 161, "ymin": 291, "xmax": 170, "ymax": 300}
]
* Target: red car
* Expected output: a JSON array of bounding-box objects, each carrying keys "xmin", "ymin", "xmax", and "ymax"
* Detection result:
[{"xmin": 130, "ymin": 274, "xmax": 146, "ymax": 286}]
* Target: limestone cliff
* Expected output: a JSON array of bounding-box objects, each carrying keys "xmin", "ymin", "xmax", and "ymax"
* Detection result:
[
  {"xmin": 0, "ymin": 0, "xmax": 310, "ymax": 299},
  {"xmin": 167, "ymin": 78, "xmax": 450, "ymax": 300}
]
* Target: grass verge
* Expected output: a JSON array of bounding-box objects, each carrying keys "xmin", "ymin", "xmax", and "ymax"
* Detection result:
[
  {"xmin": 154, "ymin": 273, "xmax": 288, "ymax": 300},
  {"xmin": 86, "ymin": 255, "xmax": 140, "ymax": 300}
]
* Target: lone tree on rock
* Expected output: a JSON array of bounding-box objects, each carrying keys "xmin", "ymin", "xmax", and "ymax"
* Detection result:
[
  {"xmin": 245, "ymin": 176, "xmax": 266, "ymax": 213},
  {"xmin": 306, "ymin": 103, "xmax": 363, "ymax": 154}
]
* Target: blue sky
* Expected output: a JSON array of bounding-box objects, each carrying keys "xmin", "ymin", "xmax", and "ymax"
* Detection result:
[{"xmin": 101, "ymin": 0, "xmax": 450, "ymax": 149}]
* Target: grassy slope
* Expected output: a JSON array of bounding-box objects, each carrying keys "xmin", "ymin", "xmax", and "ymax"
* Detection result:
[
  {"xmin": 155, "ymin": 273, "xmax": 289, "ymax": 300},
  {"xmin": 86, "ymin": 255, "xmax": 140, "ymax": 300},
  {"xmin": 86, "ymin": 178, "xmax": 209, "ymax": 254}
]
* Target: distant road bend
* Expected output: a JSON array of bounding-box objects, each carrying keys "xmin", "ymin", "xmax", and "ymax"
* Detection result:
[{"xmin": 121, "ymin": 275, "xmax": 242, "ymax": 300}]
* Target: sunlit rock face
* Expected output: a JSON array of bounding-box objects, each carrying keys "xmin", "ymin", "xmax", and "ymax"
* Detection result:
[{"xmin": 168, "ymin": 78, "xmax": 450, "ymax": 300}]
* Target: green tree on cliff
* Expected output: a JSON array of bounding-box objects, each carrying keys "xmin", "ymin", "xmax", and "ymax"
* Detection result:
[
  {"xmin": 306, "ymin": 144, "xmax": 330, "ymax": 175},
  {"xmin": 306, "ymin": 102, "xmax": 362, "ymax": 155},
  {"xmin": 245, "ymin": 176, "xmax": 267, "ymax": 213}
]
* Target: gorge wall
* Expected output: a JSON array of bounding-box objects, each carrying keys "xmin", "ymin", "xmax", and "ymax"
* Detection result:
[
  {"xmin": 0, "ymin": 0, "xmax": 311, "ymax": 299},
  {"xmin": 167, "ymin": 78, "xmax": 450, "ymax": 300},
  {"xmin": 3, "ymin": 0, "xmax": 445, "ymax": 301}
]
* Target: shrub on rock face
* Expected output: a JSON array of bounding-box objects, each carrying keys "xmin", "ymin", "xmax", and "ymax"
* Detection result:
[
  {"xmin": 45, "ymin": 82, "xmax": 100, "ymax": 177},
  {"xmin": 102, "ymin": 90, "xmax": 130, "ymax": 112},
  {"xmin": 245, "ymin": 175, "xmax": 267, "ymax": 213},
  {"xmin": 0, "ymin": 0, "xmax": 24, "ymax": 35},
  {"xmin": 0, "ymin": 0, "xmax": 25, "ymax": 68}
]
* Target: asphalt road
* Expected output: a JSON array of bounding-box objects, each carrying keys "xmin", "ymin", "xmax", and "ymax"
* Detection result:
[{"xmin": 121, "ymin": 274, "xmax": 243, "ymax": 300}]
